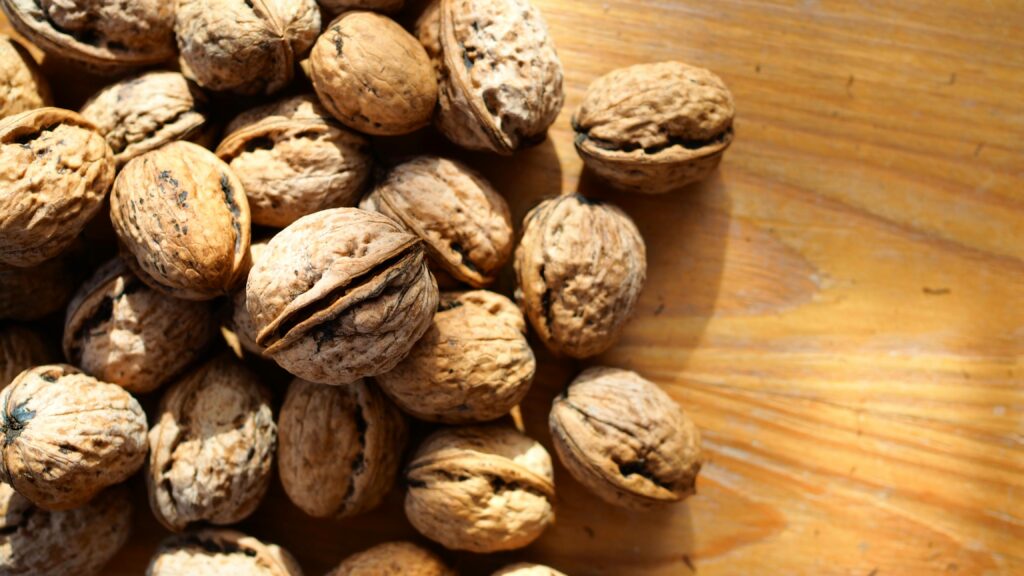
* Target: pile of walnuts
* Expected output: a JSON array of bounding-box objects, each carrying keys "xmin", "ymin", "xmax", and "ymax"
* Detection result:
[{"xmin": 0, "ymin": 0, "xmax": 735, "ymax": 573}]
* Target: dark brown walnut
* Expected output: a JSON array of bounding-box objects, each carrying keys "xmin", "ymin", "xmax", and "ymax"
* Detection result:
[
  {"xmin": 310, "ymin": 11, "xmax": 438, "ymax": 135},
  {"xmin": 514, "ymin": 194, "xmax": 646, "ymax": 358},
  {"xmin": 0, "ymin": 364, "xmax": 148, "ymax": 510},
  {"xmin": 360, "ymin": 156, "xmax": 512, "ymax": 287},
  {"xmin": 573, "ymin": 61, "xmax": 735, "ymax": 194},
  {"xmin": 110, "ymin": 141, "xmax": 252, "ymax": 301},
  {"xmin": 246, "ymin": 208, "xmax": 438, "ymax": 385},
  {"xmin": 415, "ymin": 0, "xmax": 564, "ymax": 154},
  {"xmin": 63, "ymin": 258, "xmax": 217, "ymax": 394},
  {"xmin": 147, "ymin": 529, "xmax": 302, "ymax": 576},
  {"xmin": 0, "ymin": 108, "xmax": 114, "ymax": 267},
  {"xmin": 405, "ymin": 425, "xmax": 555, "ymax": 552},
  {"xmin": 0, "ymin": 253, "xmax": 80, "ymax": 320},
  {"xmin": 217, "ymin": 94, "xmax": 373, "ymax": 228},
  {"xmin": 377, "ymin": 291, "xmax": 534, "ymax": 423},
  {"xmin": 326, "ymin": 541, "xmax": 454, "ymax": 576},
  {"xmin": 176, "ymin": 0, "xmax": 321, "ymax": 95},
  {"xmin": 147, "ymin": 355, "xmax": 276, "ymax": 532},
  {"xmin": 0, "ymin": 484, "xmax": 132, "ymax": 576},
  {"xmin": 80, "ymin": 71, "xmax": 211, "ymax": 167},
  {"xmin": 227, "ymin": 239, "xmax": 271, "ymax": 358},
  {"xmin": 0, "ymin": 35, "xmax": 51, "ymax": 119},
  {"xmin": 279, "ymin": 378, "xmax": 406, "ymax": 518},
  {"xmin": 550, "ymin": 366, "xmax": 702, "ymax": 509},
  {"xmin": 0, "ymin": 323, "xmax": 51, "ymax": 388},
  {"xmin": 493, "ymin": 564, "xmax": 568, "ymax": 576},
  {"xmin": 318, "ymin": 0, "xmax": 403, "ymax": 17}
]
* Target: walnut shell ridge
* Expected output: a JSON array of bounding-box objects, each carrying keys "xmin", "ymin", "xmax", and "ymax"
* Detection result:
[
  {"xmin": 493, "ymin": 564, "xmax": 568, "ymax": 576},
  {"xmin": 0, "ymin": 35, "xmax": 52, "ymax": 119},
  {"xmin": 326, "ymin": 541, "xmax": 454, "ymax": 576},
  {"xmin": 0, "ymin": 323, "xmax": 52, "ymax": 388},
  {"xmin": 0, "ymin": 252, "xmax": 82, "ymax": 320},
  {"xmin": 147, "ymin": 529, "xmax": 303, "ymax": 576},
  {"xmin": 228, "ymin": 239, "xmax": 271, "ymax": 358}
]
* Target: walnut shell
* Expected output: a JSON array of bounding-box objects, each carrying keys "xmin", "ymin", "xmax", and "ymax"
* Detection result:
[
  {"xmin": 405, "ymin": 425, "xmax": 555, "ymax": 552},
  {"xmin": 377, "ymin": 291, "xmax": 534, "ymax": 423},
  {"xmin": 318, "ymin": 0, "xmax": 402, "ymax": 16},
  {"xmin": 550, "ymin": 366, "xmax": 702, "ymax": 509},
  {"xmin": 228, "ymin": 239, "xmax": 271, "ymax": 358},
  {"xmin": 573, "ymin": 62, "xmax": 735, "ymax": 194},
  {"xmin": 0, "ymin": 364, "xmax": 148, "ymax": 510},
  {"xmin": 415, "ymin": 0, "xmax": 564, "ymax": 154},
  {"xmin": 0, "ymin": 35, "xmax": 51, "ymax": 119},
  {"xmin": 63, "ymin": 258, "xmax": 217, "ymax": 394},
  {"xmin": 217, "ymin": 94, "xmax": 372, "ymax": 228},
  {"xmin": 279, "ymin": 377, "xmax": 406, "ymax": 518},
  {"xmin": 80, "ymin": 71, "xmax": 210, "ymax": 167},
  {"xmin": 360, "ymin": 156, "xmax": 512, "ymax": 287},
  {"xmin": 326, "ymin": 541, "xmax": 454, "ymax": 576},
  {"xmin": 310, "ymin": 11, "xmax": 437, "ymax": 135},
  {"xmin": 0, "ymin": 323, "xmax": 52, "ymax": 388},
  {"xmin": 147, "ymin": 529, "xmax": 303, "ymax": 576},
  {"xmin": 0, "ymin": 108, "xmax": 114, "ymax": 267},
  {"xmin": 147, "ymin": 355, "xmax": 276, "ymax": 532},
  {"xmin": 246, "ymin": 208, "xmax": 438, "ymax": 385},
  {"xmin": 0, "ymin": 484, "xmax": 132, "ymax": 576},
  {"xmin": 493, "ymin": 564, "xmax": 567, "ymax": 576},
  {"xmin": 0, "ymin": 252, "xmax": 80, "ymax": 320},
  {"xmin": 110, "ymin": 141, "xmax": 252, "ymax": 301},
  {"xmin": 514, "ymin": 194, "xmax": 646, "ymax": 358}
]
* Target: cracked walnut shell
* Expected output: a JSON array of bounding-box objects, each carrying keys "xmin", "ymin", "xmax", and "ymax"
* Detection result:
[
  {"xmin": 550, "ymin": 367, "xmax": 702, "ymax": 509},
  {"xmin": 327, "ymin": 541, "xmax": 454, "ymax": 576},
  {"xmin": 493, "ymin": 564, "xmax": 568, "ymax": 576},
  {"xmin": 1, "ymin": 323, "xmax": 51, "ymax": 388},
  {"xmin": 0, "ymin": 35, "xmax": 51, "ymax": 119},
  {"xmin": 147, "ymin": 529, "xmax": 302, "ymax": 576}
]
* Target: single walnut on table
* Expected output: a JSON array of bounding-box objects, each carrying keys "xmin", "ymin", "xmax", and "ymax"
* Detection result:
[
  {"xmin": 147, "ymin": 529, "xmax": 303, "ymax": 576},
  {"xmin": 0, "ymin": 323, "xmax": 52, "ymax": 387},
  {"xmin": 0, "ymin": 35, "xmax": 51, "ymax": 119},
  {"xmin": 493, "ymin": 564, "xmax": 568, "ymax": 576},
  {"xmin": 327, "ymin": 541, "xmax": 454, "ymax": 576}
]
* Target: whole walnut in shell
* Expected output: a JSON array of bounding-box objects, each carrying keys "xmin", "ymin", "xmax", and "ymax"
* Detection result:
[
  {"xmin": 573, "ymin": 61, "xmax": 735, "ymax": 194},
  {"xmin": 278, "ymin": 377, "xmax": 407, "ymax": 518},
  {"xmin": 493, "ymin": 564, "xmax": 568, "ymax": 576},
  {"xmin": 0, "ymin": 35, "xmax": 51, "ymax": 119},
  {"xmin": 246, "ymin": 208, "xmax": 438, "ymax": 385},
  {"xmin": 217, "ymin": 94, "xmax": 373, "ymax": 228},
  {"xmin": 514, "ymin": 194, "xmax": 646, "ymax": 358},
  {"xmin": 416, "ymin": 0, "xmax": 564, "ymax": 154},
  {"xmin": 405, "ymin": 425, "xmax": 555, "ymax": 552},
  {"xmin": 377, "ymin": 291, "xmax": 534, "ymax": 423},
  {"xmin": 327, "ymin": 541, "xmax": 454, "ymax": 576},
  {"xmin": 0, "ymin": 108, "xmax": 114, "ymax": 267},
  {"xmin": 0, "ymin": 364, "xmax": 148, "ymax": 510},
  {"xmin": 0, "ymin": 323, "xmax": 52, "ymax": 387},
  {"xmin": 147, "ymin": 529, "xmax": 302, "ymax": 576},
  {"xmin": 110, "ymin": 141, "xmax": 252, "ymax": 301},
  {"xmin": 0, "ymin": 252, "xmax": 82, "ymax": 320},
  {"xmin": 63, "ymin": 258, "xmax": 217, "ymax": 394},
  {"xmin": 0, "ymin": 484, "xmax": 132, "ymax": 576},
  {"xmin": 550, "ymin": 367, "xmax": 702, "ymax": 509},
  {"xmin": 360, "ymin": 156, "xmax": 512, "ymax": 287},
  {"xmin": 228, "ymin": 239, "xmax": 271, "ymax": 358},
  {"xmin": 147, "ymin": 355, "xmax": 276, "ymax": 531},
  {"xmin": 310, "ymin": 11, "xmax": 438, "ymax": 135}
]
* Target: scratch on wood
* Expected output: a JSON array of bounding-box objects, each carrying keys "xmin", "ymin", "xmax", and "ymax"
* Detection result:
[
  {"xmin": 846, "ymin": 74, "xmax": 855, "ymax": 97},
  {"xmin": 948, "ymin": 72, "xmax": 957, "ymax": 85},
  {"xmin": 923, "ymin": 287, "xmax": 951, "ymax": 296},
  {"xmin": 654, "ymin": 303, "xmax": 666, "ymax": 316},
  {"xmin": 868, "ymin": 569, "xmax": 879, "ymax": 576},
  {"xmin": 683, "ymin": 554, "xmax": 696, "ymax": 572},
  {"xmin": 974, "ymin": 143, "xmax": 984, "ymax": 157}
]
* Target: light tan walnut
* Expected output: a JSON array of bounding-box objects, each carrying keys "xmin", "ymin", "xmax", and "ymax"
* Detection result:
[
  {"xmin": 0, "ymin": 251, "xmax": 81, "ymax": 320},
  {"xmin": 326, "ymin": 541, "xmax": 454, "ymax": 576},
  {"xmin": 147, "ymin": 529, "xmax": 303, "ymax": 576},
  {"xmin": 0, "ymin": 323, "xmax": 52, "ymax": 388},
  {"xmin": 493, "ymin": 564, "xmax": 568, "ymax": 576},
  {"xmin": 0, "ymin": 35, "xmax": 51, "ymax": 119}
]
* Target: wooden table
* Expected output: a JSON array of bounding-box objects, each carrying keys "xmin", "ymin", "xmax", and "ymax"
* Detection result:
[{"xmin": 5, "ymin": 0, "xmax": 1024, "ymax": 574}]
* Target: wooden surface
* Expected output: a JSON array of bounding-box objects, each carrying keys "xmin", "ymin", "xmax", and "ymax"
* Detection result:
[{"xmin": 5, "ymin": 0, "xmax": 1024, "ymax": 574}]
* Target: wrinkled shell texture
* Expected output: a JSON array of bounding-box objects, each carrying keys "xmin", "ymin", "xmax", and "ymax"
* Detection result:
[
  {"xmin": 111, "ymin": 141, "xmax": 252, "ymax": 301},
  {"xmin": 493, "ymin": 564, "xmax": 568, "ymax": 576},
  {"xmin": 514, "ymin": 194, "xmax": 646, "ymax": 358},
  {"xmin": 147, "ymin": 356, "xmax": 276, "ymax": 531},
  {"xmin": 147, "ymin": 529, "xmax": 302, "ymax": 576},
  {"xmin": 0, "ymin": 484, "xmax": 132, "ymax": 576},
  {"xmin": 0, "ymin": 364, "xmax": 148, "ymax": 510},
  {"xmin": 63, "ymin": 258, "xmax": 217, "ymax": 394},
  {"xmin": 0, "ymin": 108, "xmax": 114, "ymax": 267},
  {"xmin": 0, "ymin": 323, "xmax": 51, "ymax": 387},
  {"xmin": 0, "ymin": 35, "xmax": 51, "ymax": 119},
  {"xmin": 550, "ymin": 366, "xmax": 702, "ymax": 509},
  {"xmin": 573, "ymin": 61, "xmax": 735, "ymax": 193},
  {"xmin": 327, "ymin": 541, "xmax": 454, "ymax": 576},
  {"xmin": 417, "ymin": 0, "xmax": 564, "ymax": 153},
  {"xmin": 310, "ymin": 11, "xmax": 438, "ymax": 135},
  {"xmin": 80, "ymin": 71, "xmax": 209, "ymax": 166},
  {"xmin": 0, "ymin": 254, "xmax": 79, "ymax": 320},
  {"xmin": 228, "ymin": 239, "xmax": 271, "ymax": 358},
  {"xmin": 360, "ymin": 156, "xmax": 512, "ymax": 287},
  {"xmin": 217, "ymin": 94, "xmax": 372, "ymax": 228},
  {"xmin": 377, "ymin": 290, "xmax": 534, "ymax": 423},
  {"xmin": 279, "ymin": 377, "xmax": 406, "ymax": 518},
  {"xmin": 318, "ymin": 0, "xmax": 403, "ymax": 16},
  {"xmin": 175, "ymin": 0, "xmax": 321, "ymax": 95},
  {"xmin": 405, "ymin": 426, "xmax": 555, "ymax": 552},
  {"xmin": 246, "ymin": 208, "xmax": 438, "ymax": 385}
]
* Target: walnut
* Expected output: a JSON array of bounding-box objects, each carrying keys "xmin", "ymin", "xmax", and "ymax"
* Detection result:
[
  {"xmin": 415, "ymin": 0, "xmax": 564, "ymax": 154},
  {"xmin": 278, "ymin": 377, "xmax": 406, "ymax": 518},
  {"xmin": 405, "ymin": 425, "xmax": 555, "ymax": 552},
  {"xmin": 110, "ymin": 141, "xmax": 252, "ymax": 301},
  {"xmin": 0, "ymin": 323, "xmax": 52, "ymax": 388},
  {"xmin": 146, "ymin": 355, "xmax": 276, "ymax": 531},
  {"xmin": 0, "ymin": 251, "xmax": 80, "ymax": 320},
  {"xmin": 0, "ymin": 484, "xmax": 132, "ymax": 575},
  {"xmin": 514, "ymin": 194, "xmax": 646, "ymax": 358},
  {"xmin": 227, "ymin": 239, "xmax": 271, "ymax": 358},
  {"xmin": 147, "ymin": 529, "xmax": 302, "ymax": 576},
  {"xmin": 216, "ymin": 94, "xmax": 373, "ymax": 228},
  {"xmin": 318, "ymin": 0, "xmax": 402, "ymax": 16},
  {"xmin": 549, "ymin": 366, "xmax": 702, "ymax": 509},
  {"xmin": 377, "ymin": 290, "xmax": 534, "ymax": 423},
  {"xmin": 175, "ymin": 0, "xmax": 321, "ymax": 95},
  {"xmin": 326, "ymin": 541, "xmax": 454, "ymax": 576},
  {"xmin": 0, "ymin": 35, "xmax": 51, "ymax": 119},
  {"xmin": 310, "ymin": 11, "xmax": 438, "ymax": 135},
  {"xmin": 0, "ymin": 108, "xmax": 114, "ymax": 267},
  {"xmin": 0, "ymin": 364, "xmax": 148, "ymax": 510},
  {"xmin": 80, "ymin": 71, "xmax": 211, "ymax": 167},
  {"xmin": 573, "ymin": 62, "xmax": 735, "ymax": 194},
  {"xmin": 246, "ymin": 208, "xmax": 438, "ymax": 385},
  {"xmin": 493, "ymin": 564, "xmax": 567, "ymax": 576},
  {"xmin": 360, "ymin": 156, "xmax": 512, "ymax": 287},
  {"xmin": 62, "ymin": 258, "xmax": 217, "ymax": 394}
]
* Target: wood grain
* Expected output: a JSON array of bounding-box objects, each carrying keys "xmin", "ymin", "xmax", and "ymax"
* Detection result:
[{"xmin": 4, "ymin": 0, "xmax": 1024, "ymax": 574}]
